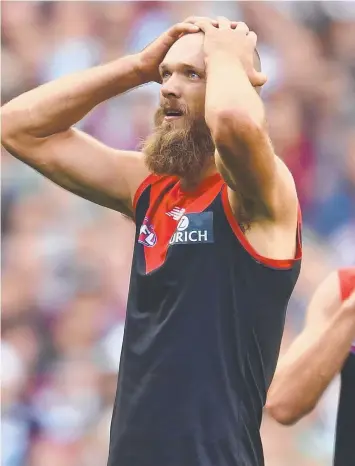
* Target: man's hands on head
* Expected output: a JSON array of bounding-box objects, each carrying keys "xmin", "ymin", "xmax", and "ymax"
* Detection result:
[
  {"xmin": 184, "ymin": 16, "xmax": 240, "ymax": 30},
  {"xmin": 136, "ymin": 22, "xmax": 200, "ymax": 83},
  {"xmin": 184, "ymin": 16, "xmax": 267, "ymax": 88},
  {"xmin": 1, "ymin": 15, "xmax": 273, "ymax": 222},
  {"xmin": 135, "ymin": 16, "xmax": 266, "ymax": 88}
]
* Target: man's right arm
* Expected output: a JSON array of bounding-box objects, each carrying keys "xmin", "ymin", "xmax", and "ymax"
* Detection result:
[
  {"xmin": 1, "ymin": 55, "xmax": 150, "ymax": 217},
  {"xmin": 1, "ymin": 21, "xmax": 201, "ymax": 216},
  {"xmin": 266, "ymin": 271, "xmax": 355, "ymax": 425}
]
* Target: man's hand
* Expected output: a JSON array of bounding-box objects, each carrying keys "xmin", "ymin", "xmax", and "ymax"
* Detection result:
[
  {"xmin": 136, "ymin": 22, "xmax": 200, "ymax": 83},
  {"xmin": 184, "ymin": 16, "xmax": 239, "ymax": 29},
  {"xmin": 192, "ymin": 17, "xmax": 267, "ymax": 88}
]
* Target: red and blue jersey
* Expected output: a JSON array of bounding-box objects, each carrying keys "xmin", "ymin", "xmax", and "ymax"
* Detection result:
[
  {"xmin": 335, "ymin": 267, "xmax": 355, "ymax": 466},
  {"xmin": 108, "ymin": 172, "xmax": 302, "ymax": 466}
]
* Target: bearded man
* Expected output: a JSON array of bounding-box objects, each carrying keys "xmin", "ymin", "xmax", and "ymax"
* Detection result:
[{"xmin": 2, "ymin": 16, "xmax": 302, "ymax": 466}]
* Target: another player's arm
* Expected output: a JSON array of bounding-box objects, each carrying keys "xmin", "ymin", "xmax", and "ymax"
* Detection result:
[
  {"xmin": 199, "ymin": 19, "xmax": 297, "ymax": 223},
  {"xmin": 266, "ymin": 272, "xmax": 355, "ymax": 425},
  {"xmin": 1, "ymin": 22, "xmax": 200, "ymax": 217}
]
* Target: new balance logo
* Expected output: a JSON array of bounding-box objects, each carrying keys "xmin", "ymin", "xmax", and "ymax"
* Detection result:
[{"xmin": 166, "ymin": 207, "xmax": 186, "ymax": 221}]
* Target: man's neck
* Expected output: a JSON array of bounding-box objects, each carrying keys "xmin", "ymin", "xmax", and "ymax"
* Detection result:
[{"xmin": 179, "ymin": 161, "xmax": 217, "ymax": 192}]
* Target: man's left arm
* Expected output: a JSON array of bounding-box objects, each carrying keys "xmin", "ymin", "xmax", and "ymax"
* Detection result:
[{"xmin": 200, "ymin": 19, "xmax": 298, "ymax": 222}]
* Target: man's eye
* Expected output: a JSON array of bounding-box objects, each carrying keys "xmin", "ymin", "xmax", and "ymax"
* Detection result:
[
  {"xmin": 161, "ymin": 71, "xmax": 171, "ymax": 79},
  {"xmin": 187, "ymin": 70, "xmax": 199, "ymax": 79}
]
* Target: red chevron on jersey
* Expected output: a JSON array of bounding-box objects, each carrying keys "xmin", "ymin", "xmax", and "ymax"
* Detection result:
[{"xmin": 135, "ymin": 173, "xmax": 224, "ymax": 274}]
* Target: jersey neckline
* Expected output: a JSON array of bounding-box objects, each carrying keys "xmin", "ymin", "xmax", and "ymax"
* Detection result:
[{"xmin": 177, "ymin": 172, "xmax": 222, "ymax": 197}]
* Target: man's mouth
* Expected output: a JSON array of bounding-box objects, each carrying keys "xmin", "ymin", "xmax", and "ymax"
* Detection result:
[{"xmin": 164, "ymin": 109, "xmax": 184, "ymax": 120}]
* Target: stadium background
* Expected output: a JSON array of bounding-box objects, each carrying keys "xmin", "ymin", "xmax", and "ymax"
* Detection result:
[{"xmin": 1, "ymin": 1, "xmax": 354, "ymax": 465}]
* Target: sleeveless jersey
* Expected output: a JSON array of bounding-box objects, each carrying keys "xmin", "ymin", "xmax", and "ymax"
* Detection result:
[
  {"xmin": 108, "ymin": 173, "xmax": 302, "ymax": 466},
  {"xmin": 334, "ymin": 267, "xmax": 355, "ymax": 466}
]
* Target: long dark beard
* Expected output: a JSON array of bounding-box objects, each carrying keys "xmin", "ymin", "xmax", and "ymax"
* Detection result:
[{"xmin": 141, "ymin": 108, "xmax": 215, "ymax": 183}]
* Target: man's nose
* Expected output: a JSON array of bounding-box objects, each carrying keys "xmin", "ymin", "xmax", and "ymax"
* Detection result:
[{"xmin": 161, "ymin": 75, "xmax": 182, "ymax": 99}]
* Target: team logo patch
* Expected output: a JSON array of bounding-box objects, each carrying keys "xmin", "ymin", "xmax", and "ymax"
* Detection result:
[
  {"xmin": 138, "ymin": 217, "xmax": 157, "ymax": 247},
  {"xmin": 169, "ymin": 212, "xmax": 214, "ymax": 245}
]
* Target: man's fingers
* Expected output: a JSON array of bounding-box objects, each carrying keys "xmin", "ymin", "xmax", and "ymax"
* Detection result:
[
  {"xmin": 248, "ymin": 31, "xmax": 258, "ymax": 46},
  {"xmin": 184, "ymin": 16, "xmax": 218, "ymax": 27},
  {"xmin": 182, "ymin": 17, "xmax": 251, "ymax": 33},
  {"xmin": 236, "ymin": 22, "xmax": 250, "ymax": 34},
  {"xmin": 194, "ymin": 20, "xmax": 215, "ymax": 33},
  {"xmin": 184, "ymin": 16, "xmax": 239, "ymax": 30},
  {"xmin": 159, "ymin": 23, "xmax": 200, "ymax": 50},
  {"xmin": 217, "ymin": 16, "xmax": 231, "ymax": 30},
  {"xmin": 168, "ymin": 22, "xmax": 200, "ymax": 40},
  {"xmin": 252, "ymin": 71, "xmax": 268, "ymax": 87}
]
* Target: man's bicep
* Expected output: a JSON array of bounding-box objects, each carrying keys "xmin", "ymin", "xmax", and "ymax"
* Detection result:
[
  {"xmin": 47, "ymin": 129, "xmax": 149, "ymax": 214},
  {"xmin": 7, "ymin": 128, "xmax": 148, "ymax": 215}
]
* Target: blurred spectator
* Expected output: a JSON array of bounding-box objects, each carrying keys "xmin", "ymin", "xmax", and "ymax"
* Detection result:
[{"xmin": 1, "ymin": 2, "xmax": 354, "ymax": 465}]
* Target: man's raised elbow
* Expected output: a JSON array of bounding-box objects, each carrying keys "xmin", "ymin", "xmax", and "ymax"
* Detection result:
[
  {"xmin": 1, "ymin": 103, "xmax": 41, "ymax": 155},
  {"xmin": 1, "ymin": 104, "xmax": 26, "ymax": 149},
  {"xmin": 1, "ymin": 105, "xmax": 15, "ymax": 144},
  {"xmin": 266, "ymin": 401, "xmax": 299, "ymax": 426},
  {"xmin": 265, "ymin": 396, "xmax": 314, "ymax": 426}
]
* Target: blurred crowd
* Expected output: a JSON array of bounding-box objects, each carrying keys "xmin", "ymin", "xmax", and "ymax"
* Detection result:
[{"xmin": 1, "ymin": 2, "xmax": 354, "ymax": 465}]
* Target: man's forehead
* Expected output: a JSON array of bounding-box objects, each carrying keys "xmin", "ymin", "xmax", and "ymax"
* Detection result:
[{"xmin": 161, "ymin": 32, "xmax": 205, "ymax": 69}]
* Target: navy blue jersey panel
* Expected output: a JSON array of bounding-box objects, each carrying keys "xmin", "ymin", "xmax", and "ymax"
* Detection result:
[{"xmin": 108, "ymin": 186, "xmax": 301, "ymax": 466}]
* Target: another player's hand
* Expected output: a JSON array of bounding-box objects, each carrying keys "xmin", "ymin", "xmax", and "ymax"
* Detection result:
[
  {"xmin": 136, "ymin": 22, "xmax": 200, "ymax": 83},
  {"xmin": 192, "ymin": 17, "xmax": 267, "ymax": 88}
]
